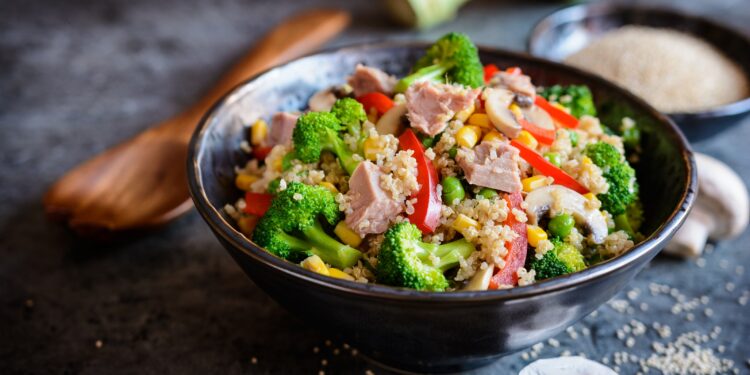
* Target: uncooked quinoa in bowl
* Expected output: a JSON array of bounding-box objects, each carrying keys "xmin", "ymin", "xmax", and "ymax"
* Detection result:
[{"xmin": 224, "ymin": 33, "xmax": 645, "ymax": 292}]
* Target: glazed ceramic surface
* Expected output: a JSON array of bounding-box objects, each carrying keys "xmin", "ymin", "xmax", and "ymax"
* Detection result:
[
  {"xmin": 187, "ymin": 43, "xmax": 696, "ymax": 373},
  {"xmin": 528, "ymin": 3, "xmax": 750, "ymax": 141}
]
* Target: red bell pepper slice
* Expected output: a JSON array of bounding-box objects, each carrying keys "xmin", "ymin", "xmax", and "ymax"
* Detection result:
[
  {"xmin": 252, "ymin": 146, "xmax": 273, "ymax": 160},
  {"xmin": 489, "ymin": 191, "xmax": 528, "ymax": 288},
  {"xmin": 518, "ymin": 118, "xmax": 555, "ymax": 145},
  {"xmin": 244, "ymin": 192, "xmax": 274, "ymax": 216},
  {"xmin": 356, "ymin": 92, "xmax": 394, "ymax": 116},
  {"xmin": 398, "ymin": 129, "xmax": 441, "ymax": 234},
  {"xmin": 483, "ymin": 64, "xmax": 499, "ymax": 83},
  {"xmin": 511, "ymin": 140, "xmax": 589, "ymax": 195},
  {"xmin": 535, "ymin": 96, "xmax": 578, "ymax": 128}
]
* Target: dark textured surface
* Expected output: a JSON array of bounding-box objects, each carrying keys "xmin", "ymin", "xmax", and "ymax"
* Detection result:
[{"xmin": 1, "ymin": 0, "xmax": 748, "ymax": 374}]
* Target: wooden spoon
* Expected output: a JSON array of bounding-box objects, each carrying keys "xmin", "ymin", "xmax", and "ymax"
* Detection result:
[{"xmin": 44, "ymin": 9, "xmax": 350, "ymax": 236}]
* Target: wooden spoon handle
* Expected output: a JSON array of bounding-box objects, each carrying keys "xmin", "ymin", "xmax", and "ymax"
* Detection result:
[{"xmin": 169, "ymin": 9, "xmax": 350, "ymax": 137}]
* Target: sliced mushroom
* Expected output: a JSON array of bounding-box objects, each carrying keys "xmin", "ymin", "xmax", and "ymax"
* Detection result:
[
  {"xmin": 308, "ymin": 88, "xmax": 337, "ymax": 112},
  {"xmin": 522, "ymin": 105, "xmax": 554, "ymax": 132},
  {"xmin": 520, "ymin": 356, "xmax": 617, "ymax": 375},
  {"xmin": 525, "ymin": 185, "xmax": 608, "ymax": 244},
  {"xmin": 375, "ymin": 103, "xmax": 407, "ymax": 135},
  {"xmin": 665, "ymin": 153, "xmax": 749, "ymax": 257},
  {"xmin": 463, "ymin": 265, "xmax": 495, "ymax": 291},
  {"xmin": 483, "ymin": 87, "xmax": 522, "ymax": 138}
]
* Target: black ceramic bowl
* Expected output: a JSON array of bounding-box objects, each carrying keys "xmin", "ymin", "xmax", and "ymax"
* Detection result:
[
  {"xmin": 187, "ymin": 43, "xmax": 696, "ymax": 373},
  {"xmin": 528, "ymin": 2, "xmax": 750, "ymax": 141}
]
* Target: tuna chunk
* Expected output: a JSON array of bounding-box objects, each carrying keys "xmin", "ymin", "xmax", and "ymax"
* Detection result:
[
  {"xmin": 345, "ymin": 161, "xmax": 403, "ymax": 236},
  {"xmin": 457, "ymin": 140, "xmax": 522, "ymax": 193},
  {"xmin": 489, "ymin": 71, "xmax": 536, "ymax": 98},
  {"xmin": 347, "ymin": 64, "xmax": 397, "ymax": 97},
  {"xmin": 268, "ymin": 112, "xmax": 299, "ymax": 146},
  {"xmin": 405, "ymin": 82, "xmax": 481, "ymax": 136}
]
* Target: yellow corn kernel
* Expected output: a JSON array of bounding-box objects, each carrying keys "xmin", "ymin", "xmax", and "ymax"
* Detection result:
[
  {"xmin": 271, "ymin": 156, "xmax": 283, "ymax": 172},
  {"xmin": 522, "ymin": 175, "xmax": 551, "ymax": 192},
  {"xmin": 526, "ymin": 225, "xmax": 548, "ymax": 248},
  {"xmin": 363, "ymin": 137, "xmax": 381, "ymax": 161},
  {"xmin": 301, "ymin": 254, "xmax": 330, "ymax": 276},
  {"xmin": 334, "ymin": 221, "xmax": 363, "ymax": 248},
  {"xmin": 319, "ymin": 181, "xmax": 338, "ymax": 194},
  {"xmin": 509, "ymin": 103, "xmax": 523, "ymax": 120},
  {"xmin": 237, "ymin": 215, "xmax": 259, "ymax": 237},
  {"xmin": 482, "ymin": 130, "xmax": 505, "ymax": 143},
  {"xmin": 451, "ymin": 214, "xmax": 480, "ymax": 237},
  {"xmin": 583, "ymin": 193, "xmax": 596, "ymax": 201},
  {"xmin": 455, "ymin": 102, "xmax": 475, "ymax": 122},
  {"xmin": 328, "ymin": 268, "xmax": 355, "ymax": 281},
  {"xmin": 250, "ymin": 119, "xmax": 268, "ymax": 146},
  {"xmin": 456, "ymin": 125, "xmax": 482, "ymax": 148},
  {"xmin": 467, "ymin": 113, "xmax": 492, "ymax": 129},
  {"xmin": 235, "ymin": 174, "xmax": 258, "ymax": 191},
  {"xmin": 581, "ymin": 156, "xmax": 593, "ymax": 167},
  {"xmin": 516, "ymin": 130, "xmax": 538, "ymax": 149}
]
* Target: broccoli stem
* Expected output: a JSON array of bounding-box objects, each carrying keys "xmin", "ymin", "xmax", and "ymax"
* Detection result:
[
  {"xmin": 301, "ymin": 221, "xmax": 362, "ymax": 269},
  {"xmin": 416, "ymin": 238, "xmax": 475, "ymax": 272},
  {"xmin": 331, "ymin": 137, "xmax": 360, "ymax": 175},
  {"xmin": 276, "ymin": 231, "xmax": 314, "ymax": 252},
  {"xmin": 394, "ymin": 63, "xmax": 450, "ymax": 93},
  {"xmin": 323, "ymin": 130, "xmax": 360, "ymax": 175}
]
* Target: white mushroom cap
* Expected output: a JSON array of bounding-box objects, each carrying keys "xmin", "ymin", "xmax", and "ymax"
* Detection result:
[
  {"xmin": 525, "ymin": 185, "xmax": 609, "ymax": 244},
  {"xmin": 520, "ymin": 356, "xmax": 617, "ymax": 375},
  {"xmin": 665, "ymin": 153, "xmax": 749, "ymax": 258},
  {"xmin": 483, "ymin": 87, "xmax": 522, "ymax": 138}
]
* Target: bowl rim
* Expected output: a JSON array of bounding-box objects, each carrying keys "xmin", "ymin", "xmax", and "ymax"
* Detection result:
[
  {"xmin": 527, "ymin": 2, "xmax": 750, "ymax": 118},
  {"xmin": 187, "ymin": 41, "xmax": 696, "ymax": 303}
]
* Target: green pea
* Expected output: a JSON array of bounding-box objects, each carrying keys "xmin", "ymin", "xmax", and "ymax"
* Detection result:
[
  {"xmin": 441, "ymin": 176, "xmax": 465, "ymax": 204},
  {"xmin": 568, "ymin": 130, "xmax": 579, "ymax": 147},
  {"xmin": 477, "ymin": 187, "xmax": 498, "ymax": 200},
  {"xmin": 548, "ymin": 214, "xmax": 575, "ymax": 238},
  {"xmin": 419, "ymin": 134, "xmax": 435, "ymax": 148},
  {"xmin": 267, "ymin": 178, "xmax": 281, "ymax": 194},
  {"xmin": 448, "ymin": 146, "xmax": 458, "ymax": 159},
  {"xmin": 544, "ymin": 152, "xmax": 562, "ymax": 167}
]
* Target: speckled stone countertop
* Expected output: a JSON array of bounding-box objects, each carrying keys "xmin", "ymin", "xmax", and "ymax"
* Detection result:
[{"xmin": 1, "ymin": 0, "xmax": 749, "ymax": 374}]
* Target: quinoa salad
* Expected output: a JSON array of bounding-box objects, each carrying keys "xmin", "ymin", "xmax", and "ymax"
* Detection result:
[{"xmin": 224, "ymin": 33, "xmax": 643, "ymax": 292}]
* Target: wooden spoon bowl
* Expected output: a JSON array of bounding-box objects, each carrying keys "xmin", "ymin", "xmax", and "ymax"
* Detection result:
[{"xmin": 44, "ymin": 9, "xmax": 350, "ymax": 237}]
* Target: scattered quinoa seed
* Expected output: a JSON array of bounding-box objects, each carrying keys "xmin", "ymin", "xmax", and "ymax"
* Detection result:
[
  {"xmin": 95, "ymin": 340, "xmax": 103, "ymax": 349},
  {"xmin": 251, "ymin": 357, "xmax": 258, "ymax": 365}
]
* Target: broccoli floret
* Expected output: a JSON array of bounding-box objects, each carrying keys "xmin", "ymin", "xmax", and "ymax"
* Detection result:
[
  {"xmin": 583, "ymin": 141, "xmax": 621, "ymax": 167},
  {"xmin": 584, "ymin": 142, "xmax": 638, "ymax": 216},
  {"xmin": 626, "ymin": 199, "xmax": 644, "ymax": 232},
  {"xmin": 330, "ymin": 98, "xmax": 367, "ymax": 152},
  {"xmin": 292, "ymin": 111, "xmax": 360, "ymax": 174},
  {"xmin": 540, "ymin": 85, "xmax": 597, "ymax": 118},
  {"xmin": 377, "ymin": 222, "xmax": 476, "ymax": 291},
  {"xmin": 331, "ymin": 97, "xmax": 366, "ymax": 130},
  {"xmin": 529, "ymin": 239, "xmax": 587, "ymax": 280},
  {"xmin": 614, "ymin": 198, "xmax": 644, "ymax": 239},
  {"xmin": 394, "ymin": 32, "xmax": 484, "ymax": 92},
  {"xmin": 252, "ymin": 182, "xmax": 362, "ymax": 269}
]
